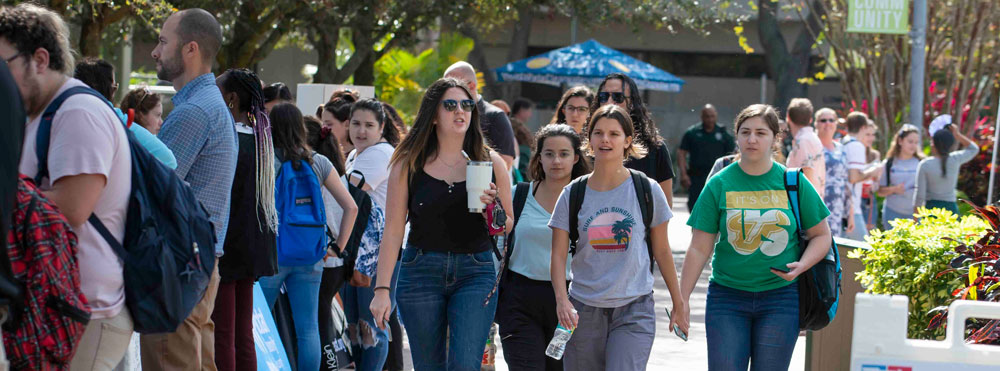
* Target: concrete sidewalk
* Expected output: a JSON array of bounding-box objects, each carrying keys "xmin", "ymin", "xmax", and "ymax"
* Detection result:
[{"xmin": 395, "ymin": 196, "xmax": 806, "ymax": 371}]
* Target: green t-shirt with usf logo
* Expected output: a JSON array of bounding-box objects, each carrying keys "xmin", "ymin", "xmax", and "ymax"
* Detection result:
[{"xmin": 688, "ymin": 161, "xmax": 830, "ymax": 292}]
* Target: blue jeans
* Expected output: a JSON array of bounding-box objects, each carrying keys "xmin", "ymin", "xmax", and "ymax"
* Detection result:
[
  {"xmin": 259, "ymin": 262, "xmax": 324, "ymax": 371},
  {"xmin": 342, "ymin": 261, "xmax": 400, "ymax": 371},
  {"xmin": 881, "ymin": 206, "xmax": 913, "ymax": 230},
  {"xmin": 705, "ymin": 282, "xmax": 799, "ymax": 371},
  {"xmin": 396, "ymin": 248, "xmax": 498, "ymax": 371}
]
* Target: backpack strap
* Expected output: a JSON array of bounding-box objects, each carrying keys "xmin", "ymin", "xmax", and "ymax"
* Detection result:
[
  {"xmin": 34, "ymin": 86, "xmax": 120, "ymax": 185},
  {"xmin": 885, "ymin": 157, "xmax": 894, "ymax": 186},
  {"xmin": 629, "ymin": 169, "xmax": 656, "ymax": 274},
  {"xmin": 567, "ymin": 174, "xmax": 591, "ymax": 256},
  {"xmin": 33, "ymin": 86, "xmax": 128, "ymax": 262},
  {"xmin": 783, "ymin": 168, "xmax": 806, "ymax": 255},
  {"xmin": 499, "ymin": 182, "xmax": 531, "ymax": 278},
  {"xmin": 350, "ymin": 170, "xmax": 367, "ymax": 189}
]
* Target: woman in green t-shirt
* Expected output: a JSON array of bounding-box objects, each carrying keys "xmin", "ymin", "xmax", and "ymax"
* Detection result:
[{"xmin": 679, "ymin": 104, "xmax": 832, "ymax": 370}]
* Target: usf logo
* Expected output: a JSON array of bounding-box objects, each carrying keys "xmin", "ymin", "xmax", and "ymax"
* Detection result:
[{"xmin": 726, "ymin": 209, "xmax": 791, "ymax": 256}]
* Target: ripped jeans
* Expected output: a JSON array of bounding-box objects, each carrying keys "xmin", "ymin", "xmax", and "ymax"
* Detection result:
[{"xmin": 341, "ymin": 261, "xmax": 400, "ymax": 371}]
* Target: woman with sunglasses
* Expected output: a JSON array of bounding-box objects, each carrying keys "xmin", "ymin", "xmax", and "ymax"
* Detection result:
[
  {"xmin": 548, "ymin": 86, "xmax": 594, "ymax": 135},
  {"xmin": 592, "ymin": 73, "xmax": 675, "ymax": 207},
  {"xmin": 680, "ymin": 104, "xmax": 832, "ymax": 370},
  {"xmin": 816, "ymin": 108, "xmax": 855, "ymax": 237},
  {"xmin": 369, "ymin": 78, "xmax": 513, "ymax": 370},
  {"xmin": 549, "ymin": 105, "xmax": 685, "ymax": 370},
  {"xmin": 877, "ymin": 124, "xmax": 923, "ymax": 229}
]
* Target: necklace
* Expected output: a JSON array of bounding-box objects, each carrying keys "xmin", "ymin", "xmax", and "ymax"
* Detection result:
[{"xmin": 438, "ymin": 155, "xmax": 465, "ymax": 168}]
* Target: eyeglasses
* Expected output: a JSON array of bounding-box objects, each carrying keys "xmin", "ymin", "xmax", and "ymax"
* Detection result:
[
  {"xmin": 564, "ymin": 104, "xmax": 589, "ymax": 114},
  {"xmin": 3, "ymin": 51, "xmax": 23, "ymax": 64},
  {"xmin": 598, "ymin": 92, "xmax": 627, "ymax": 104},
  {"xmin": 817, "ymin": 118, "xmax": 836, "ymax": 123},
  {"xmin": 442, "ymin": 99, "xmax": 475, "ymax": 112}
]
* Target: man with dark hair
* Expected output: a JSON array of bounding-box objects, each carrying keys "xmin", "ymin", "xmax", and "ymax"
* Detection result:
[
  {"xmin": 0, "ymin": 3, "xmax": 135, "ymax": 368},
  {"xmin": 785, "ymin": 97, "xmax": 825, "ymax": 197},
  {"xmin": 678, "ymin": 104, "xmax": 734, "ymax": 211},
  {"xmin": 511, "ymin": 98, "xmax": 534, "ymax": 124},
  {"xmin": 74, "ymin": 57, "xmax": 117, "ymax": 100},
  {"xmin": 842, "ymin": 112, "xmax": 881, "ymax": 241},
  {"xmin": 144, "ymin": 8, "xmax": 236, "ymax": 371},
  {"xmin": 444, "ymin": 61, "xmax": 517, "ymax": 169}
]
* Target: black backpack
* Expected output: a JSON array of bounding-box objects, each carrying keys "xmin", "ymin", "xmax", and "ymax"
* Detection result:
[
  {"xmin": 784, "ymin": 168, "xmax": 842, "ymax": 331},
  {"xmin": 498, "ymin": 182, "xmax": 531, "ymax": 286},
  {"xmin": 334, "ymin": 170, "xmax": 376, "ymax": 280},
  {"xmin": 34, "ymin": 86, "xmax": 216, "ymax": 334},
  {"xmin": 568, "ymin": 169, "xmax": 655, "ymax": 273}
]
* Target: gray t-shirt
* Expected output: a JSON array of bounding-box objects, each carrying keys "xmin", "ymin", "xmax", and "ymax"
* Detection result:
[
  {"xmin": 914, "ymin": 143, "xmax": 979, "ymax": 207},
  {"xmin": 879, "ymin": 157, "xmax": 920, "ymax": 214},
  {"xmin": 548, "ymin": 175, "xmax": 673, "ymax": 308}
]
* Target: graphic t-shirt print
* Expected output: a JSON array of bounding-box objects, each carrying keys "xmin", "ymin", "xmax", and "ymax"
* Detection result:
[
  {"xmin": 583, "ymin": 206, "xmax": 635, "ymax": 253},
  {"xmin": 725, "ymin": 190, "xmax": 792, "ymax": 256}
]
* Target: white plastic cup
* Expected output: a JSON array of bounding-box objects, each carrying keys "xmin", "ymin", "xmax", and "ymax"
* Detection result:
[{"xmin": 466, "ymin": 161, "xmax": 492, "ymax": 212}]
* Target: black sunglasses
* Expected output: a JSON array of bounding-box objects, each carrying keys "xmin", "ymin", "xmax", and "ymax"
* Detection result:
[
  {"xmin": 598, "ymin": 92, "xmax": 627, "ymax": 104},
  {"xmin": 442, "ymin": 99, "xmax": 476, "ymax": 112}
]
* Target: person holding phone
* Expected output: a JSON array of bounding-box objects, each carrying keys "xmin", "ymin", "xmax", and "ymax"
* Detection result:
[
  {"xmin": 679, "ymin": 104, "xmax": 832, "ymax": 370},
  {"xmin": 914, "ymin": 123, "xmax": 979, "ymax": 215}
]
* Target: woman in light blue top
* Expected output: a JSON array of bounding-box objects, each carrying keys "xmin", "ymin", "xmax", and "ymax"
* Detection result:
[
  {"xmin": 877, "ymin": 125, "xmax": 923, "ymax": 229},
  {"xmin": 496, "ymin": 124, "xmax": 590, "ymax": 371}
]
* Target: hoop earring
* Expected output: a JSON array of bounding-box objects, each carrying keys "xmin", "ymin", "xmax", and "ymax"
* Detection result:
[{"xmin": 228, "ymin": 101, "xmax": 234, "ymax": 109}]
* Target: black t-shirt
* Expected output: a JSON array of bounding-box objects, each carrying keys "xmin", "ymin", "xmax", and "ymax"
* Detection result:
[
  {"xmin": 478, "ymin": 98, "xmax": 517, "ymax": 158},
  {"xmin": 625, "ymin": 140, "xmax": 675, "ymax": 183},
  {"xmin": 407, "ymin": 169, "xmax": 492, "ymax": 254}
]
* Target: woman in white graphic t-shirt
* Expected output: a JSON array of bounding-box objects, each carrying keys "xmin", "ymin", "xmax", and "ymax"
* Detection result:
[{"xmin": 548, "ymin": 105, "xmax": 687, "ymax": 371}]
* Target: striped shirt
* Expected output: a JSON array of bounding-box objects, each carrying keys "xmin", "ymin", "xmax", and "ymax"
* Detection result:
[{"xmin": 158, "ymin": 73, "xmax": 237, "ymax": 256}]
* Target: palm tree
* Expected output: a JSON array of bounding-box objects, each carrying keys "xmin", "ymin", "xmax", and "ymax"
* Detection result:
[{"xmin": 611, "ymin": 217, "xmax": 636, "ymax": 245}]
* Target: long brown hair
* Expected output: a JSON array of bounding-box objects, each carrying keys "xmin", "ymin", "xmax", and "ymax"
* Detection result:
[
  {"xmin": 269, "ymin": 103, "xmax": 312, "ymax": 170},
  {"xmin": 529, "ymin": 124, "xmax": 591, "ymax": 181},
  {"xmin": 549, "ymin": 85, "xmax": 594, "ymax": 126},
  {"xmin": 390, "ymin": 78, "xmax": 489, "ymax": 178},
  {"xmin": 885, "ymin": 124, "xmax": 924, "ymax": 161},
  {"xmin": 585, "ymin": 105, "xmax": 647, "ymax": 159},
  {"xmin": 305, "ymin": 115, "xmax": 345, "ymax": 175}
]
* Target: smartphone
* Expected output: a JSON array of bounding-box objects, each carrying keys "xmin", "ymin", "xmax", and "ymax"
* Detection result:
[
  {"xmin": 664, "ymin": 307, "xmax": 688, "ymax": 341},
  {"xmin": 770, "ymin": 265, "xmax": 790, "ymax": 274}
]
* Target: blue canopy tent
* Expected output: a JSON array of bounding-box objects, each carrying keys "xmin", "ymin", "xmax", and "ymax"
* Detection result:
[{"xmin": 494, "ymin": 39, "xmax": 685, "ymax": 92}]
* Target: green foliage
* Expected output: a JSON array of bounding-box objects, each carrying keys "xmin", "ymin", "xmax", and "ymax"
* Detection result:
[
  {"xmin": 374, "ymin": 32, "xmax": 474, "ymax": 125},
  {"xmin": 849, "ymin": 207, "xmax": 987, "ymax": 340}
]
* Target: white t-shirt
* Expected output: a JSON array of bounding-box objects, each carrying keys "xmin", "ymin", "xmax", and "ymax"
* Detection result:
[
  {"xmin": 19, "ymin": 78, "xmax": 131, "ymax": 320},
  {"xmin": 345, "ymin": 142, "xmax": 394, "ymax": 209},
  {"xmin": 843, "ymin": 137, "xmax": 867, "ymax": 215}
]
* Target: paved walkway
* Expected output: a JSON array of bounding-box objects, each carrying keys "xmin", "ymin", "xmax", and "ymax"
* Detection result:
[{"xmin": 393, "ymin": 196, "xmax": 806, "ymax": 371}]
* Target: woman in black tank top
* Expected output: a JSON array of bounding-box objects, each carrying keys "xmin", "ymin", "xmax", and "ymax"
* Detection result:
[{"xmin": 369, "ymin": 77, "xmax": 513, "ymax": 370}]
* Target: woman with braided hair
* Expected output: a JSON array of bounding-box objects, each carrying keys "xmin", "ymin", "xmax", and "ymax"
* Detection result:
[{"xmin": 213, "ymin": 68, "xmax": 279, "ymax": 371}]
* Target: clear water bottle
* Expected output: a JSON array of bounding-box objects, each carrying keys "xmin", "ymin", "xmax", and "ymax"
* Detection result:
[{"xmin": 545, "ymin": 324, "xmax": 574, "ymax": 360}]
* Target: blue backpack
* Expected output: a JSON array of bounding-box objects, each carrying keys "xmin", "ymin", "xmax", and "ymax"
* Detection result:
[
  {"xmin": 784, "ymin": 168, "xmax": 842, "ymax": 331},
  {"xmin": 275, "ymin": 158, "xmax": 328, "ymax": 265},
  {"xmin": 35, "ymin": 86, "xmax": 216, "ymax": 334}
]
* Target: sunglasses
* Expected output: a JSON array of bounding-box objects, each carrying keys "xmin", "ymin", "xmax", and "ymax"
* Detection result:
[
  {"xmin": 598, "ymin": 92, "xmax": 627, "ymax": 104},
  {"xmin": 442, "ymin": 99, "xmax": 476, "ymax": 112},
  {"xmin": 817, "ymin": 118, "xmax": 836, "ymax": 123}
]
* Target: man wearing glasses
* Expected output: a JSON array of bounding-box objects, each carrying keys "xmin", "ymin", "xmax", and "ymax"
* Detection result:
[{"xmin": 678, "ymin": 104, "xmax": 734, "ymax": 211}]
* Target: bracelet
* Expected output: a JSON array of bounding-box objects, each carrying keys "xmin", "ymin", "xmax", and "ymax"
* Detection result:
[{"xmin": 374, "ymin": 286, "xmax": 391, "ymax": 293}]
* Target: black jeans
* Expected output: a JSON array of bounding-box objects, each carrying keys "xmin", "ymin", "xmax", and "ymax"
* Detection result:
[
  {"xmin": 496, "ymin": 272, "xmax": 562, "ymax": 371},
  {"xmin": 687, "ymin": 174, "xmax": 708, "ymax": 212},
  {"xmin": 384, "ymin": 310, "xmax": 403, "ymax": 371},
  {"xmin": 318, "ymin": 266, "xmax": 347, "ymax": 360}
]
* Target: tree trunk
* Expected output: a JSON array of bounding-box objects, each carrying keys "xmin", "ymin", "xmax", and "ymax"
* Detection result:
[
  {"xmin": 353, "ymin": 52, "xmax": 376, "ymax": 86},
  {"xmin": 503, "ymin": 4, "xmax": 534, "ymax": 102},
  {"xmin": 311, "ymin": 26, "xmax": 341, "ymax": 83},
  {"xmin": 78, "ymin": 18, "xmax": 103, "ymax": 57},
  {"xmin": 758, "ymin": 0, "xmax": 812, "ymax": 111}
]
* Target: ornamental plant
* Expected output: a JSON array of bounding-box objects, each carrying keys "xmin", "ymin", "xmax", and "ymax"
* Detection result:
[
  {"xmin": 928, "ymin": 201, "xmax": 1000, "ymax": 344},
  {"xmin": 849, "ymin": 207, "xmax": 987, "ymax": 340}
]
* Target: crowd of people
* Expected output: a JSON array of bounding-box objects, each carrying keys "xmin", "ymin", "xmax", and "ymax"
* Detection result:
[{"xmin": 0, "ymin": 2, "xmax": 982, "ymax": 371}]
